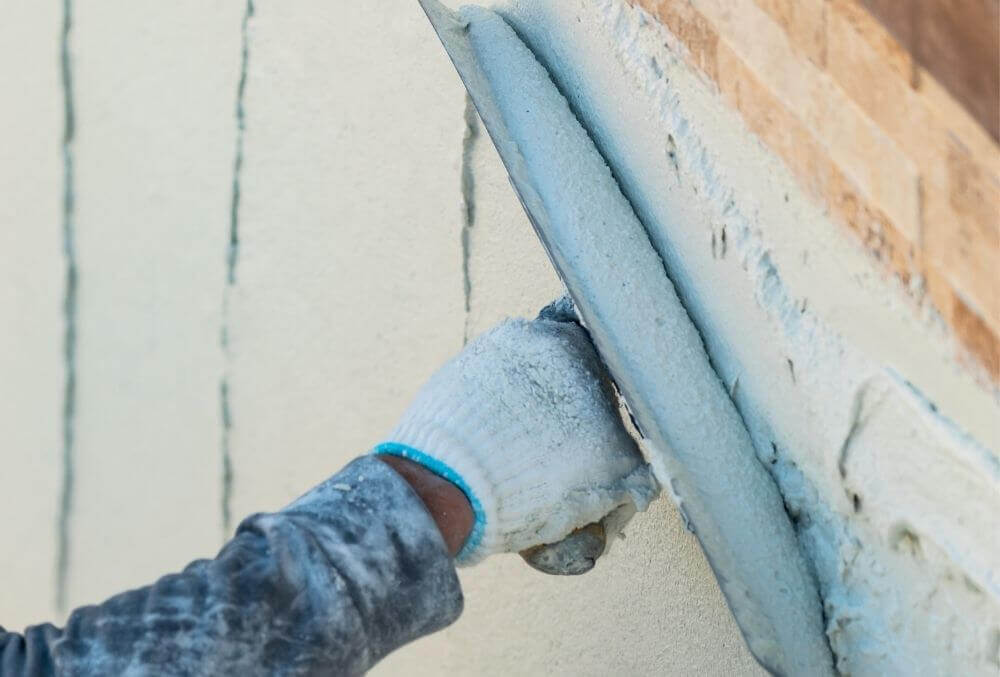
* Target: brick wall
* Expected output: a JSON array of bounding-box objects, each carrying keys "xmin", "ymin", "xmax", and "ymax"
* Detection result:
[{"xmin": 631, "ymin": 0, "xmax": 999, "ymax": 379}]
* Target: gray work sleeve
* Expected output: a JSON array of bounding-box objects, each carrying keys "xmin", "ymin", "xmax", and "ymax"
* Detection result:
[{"xmin": 0, "ymin": 456, "xmax": 464, "ymax": 676}]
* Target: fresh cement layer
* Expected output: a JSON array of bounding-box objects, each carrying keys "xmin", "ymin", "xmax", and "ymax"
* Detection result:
[
  {"xmin": 493, "ymin": 1, "xmax": 1000, "ymax": 674},
  {"xmin": 444, "ymin": 4, "xmax": 833, "ymax": 673}
]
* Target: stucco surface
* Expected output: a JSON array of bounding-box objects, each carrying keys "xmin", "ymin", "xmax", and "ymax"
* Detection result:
[
  {"xmin": 0, "ymin": 0, "xmax": 64, "ymax": 625},
  {"xmin": 0, "ymin": 1, "xmax": 760, "ymax": 674},
  {"xmin": 64, "ymin": 0, "xmax": 243, "ymax": 613},
  {"xmin": 1, "ymin": 0, "xmax": 996, "ymax": 675}
]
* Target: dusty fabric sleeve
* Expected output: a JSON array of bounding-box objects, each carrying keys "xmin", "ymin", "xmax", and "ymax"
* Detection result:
[{"xmin": 0, "ymin": 456, "xmax": 464, "ymax": 676}]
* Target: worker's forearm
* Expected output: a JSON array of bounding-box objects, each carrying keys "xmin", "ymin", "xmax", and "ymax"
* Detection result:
[{"xmin": 0, "ymin": 456, "xmax": 463, "ymax": 676}]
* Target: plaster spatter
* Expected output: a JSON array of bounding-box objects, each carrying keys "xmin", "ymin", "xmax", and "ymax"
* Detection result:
[
  {"xmin": 450, "ymin": 5, "xmax": 832, "ymax": 673},
  {"xmin": 491, "ymin": 0, "xmax": 1000, "ymax": 673}
]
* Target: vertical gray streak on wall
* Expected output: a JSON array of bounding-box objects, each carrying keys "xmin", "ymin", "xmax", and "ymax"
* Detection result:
[
  {"xmin": 460, "ymin": 93, "xmax": 479, "ymax": 344},
  {"xmin": 227, "ymin": 0, "xmax": 253, "ymax": 286},
  {"xmin": 56, "ymin": 0, "xmax": 76, "ymax": 612},
  {"xmin": 219, "ymin": 0, "xmax": 254, "ymax": 537},
  {"xmin": 218, "ymin": 379, "xmax": 233, "ymax": 535}
]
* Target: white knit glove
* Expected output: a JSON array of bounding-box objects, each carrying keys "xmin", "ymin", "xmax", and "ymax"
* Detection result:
[{"xmin": 374, "ymin": 317, "xmax": 658, "ymax": 565}]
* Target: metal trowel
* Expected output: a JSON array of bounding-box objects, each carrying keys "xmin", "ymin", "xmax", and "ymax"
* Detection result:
[{"xmin": 417, "ymin": 1, "xmax": 834, "ymax": 674}]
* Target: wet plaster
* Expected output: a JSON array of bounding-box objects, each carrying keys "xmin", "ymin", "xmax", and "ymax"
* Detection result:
[{"xmin": 493, "ymin": 1, "xmax": 1000, "ymax": 672}]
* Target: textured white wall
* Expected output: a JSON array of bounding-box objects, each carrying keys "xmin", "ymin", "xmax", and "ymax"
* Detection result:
[
  {"xmin": 0, "ymin": 1, "xmax": 760, "ymax": 675},
  {"xmin": 2, "ymin": 1, "xmax": 996, "ymax": 675},
  {"xmin": 0, "ymin": 0, "xmax": 64, "ymax": 626}
]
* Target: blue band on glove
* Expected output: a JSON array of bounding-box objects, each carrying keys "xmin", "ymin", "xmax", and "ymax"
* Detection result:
[{"xmin": 373, "ymin": 441, "xmax": 486, "ymax": 563}]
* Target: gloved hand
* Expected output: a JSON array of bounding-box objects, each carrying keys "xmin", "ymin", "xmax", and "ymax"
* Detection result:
[{"xmin": 374, "ymin": 311, "xmax": 658, "ymax": 568}]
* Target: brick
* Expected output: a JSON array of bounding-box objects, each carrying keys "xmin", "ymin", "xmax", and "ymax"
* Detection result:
[
  {"xmin": 858, "ymin": 0, "xmax": 917, "ymax": 53},
  {"xmin": 922, "ymin": 137, "xmax": 1000, "ymax": 331},
  {"xmin": 817, "ymin": 95, "xmax": 922, "ymax": 245},
  {"xmin": 860, "ymin": 0, "xmax": 999, "ymax": 142},
  {"xmin": 695, "ymin": 0, "xmax": 817, "ymax": 124},
  {"xmin": 827, "ymin": 0, "xmax": 999, "ymax": 330},
  {"xmin": 701, "ymin": 0, "xmax": 997, "ymax": 176},
  {"xmin": 650, "ymin": 0, "xmax": 720, "ymax": 83},
  {"xmin": 922, "ymin": 261, "xmax": 957, "ymax": 328},
  {"xmin": 715, "ymin": 41, "xmax": 829, "ymax": 202},
  {"xmin": 825, "ymin": 0, "xmax": 920, "ymax": 152},
  {"xmin": 917, "ymin": 68, "xmax": 1000, "ymax": 179},
  {"xmin": 828, "ymin": 1, "xmax": 998, "ymax": 195},
  {"xmin": 753, "ymin": 0, "xmax": 827, "ymax": 67},
  {"xmin": 641, "ymin": 0, "xmax": 997, "ymax": 379},
  {"xmin": 827, "ymin": 164, "xmax": 917, "ymax": 281},
  {"xmin": 912, "ymin": 0, "xmax": 999, "ymax": 142},
  {"xmin": 952, "ymin": 293, "xmax": 1000, "ymax": 380},
  {"xmin": 832, "ymin": 0, "xmax": 917, "ymax": 86},
  {"xmin": 924, "ymin": 262, "xmax": 1000, "ymax": 382},
  {"xmin": 825, "ymin": 2, "xmax": 934, "ymax": 247},
  {"xmin": 716, "ymin": 41, "xmax": 917, "ymax": 280},
  {"xmin": 695, "ymin": 0, "xmax": 922, "ymax": 244}
]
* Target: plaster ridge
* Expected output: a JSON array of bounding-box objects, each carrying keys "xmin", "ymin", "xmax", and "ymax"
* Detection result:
[
  {"xmin": 460, "ymin": 92, "xmax": 479, "ymax": 345},
  {"xmin": 56, "ymin": 0, "xmax": 77, "ymax": 613},
  {"xmin": 218, "ymin": 0, "xmax": 254, "ymax": 537}
]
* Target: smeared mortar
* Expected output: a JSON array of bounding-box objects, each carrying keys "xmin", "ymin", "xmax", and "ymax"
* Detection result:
[
  {"xmin": 421, "ymin": 2, "xmax": 834, "ymax": 672},
  {"xmin": 493, "ymin": 0, "xmax": 1000, "ymax": 673}
]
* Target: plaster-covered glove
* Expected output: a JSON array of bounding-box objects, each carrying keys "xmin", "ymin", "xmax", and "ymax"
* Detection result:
[{"xmin": 373, "ymin": 316, "xmax": 658, "ymax": 566}]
